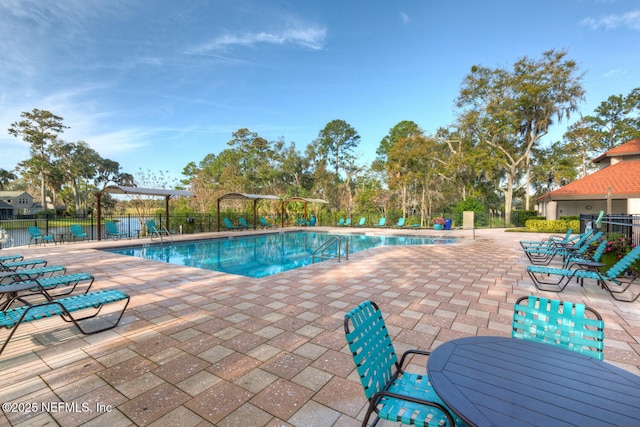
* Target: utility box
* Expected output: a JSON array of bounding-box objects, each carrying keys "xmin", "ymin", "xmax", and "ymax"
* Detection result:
[
  {"xmin": 463, "ymin": 211, "xmax": 476, "ymax": 240},
  {"xmin": 463, "ymin": 211, "xmax": 474, "ymax": 229}
]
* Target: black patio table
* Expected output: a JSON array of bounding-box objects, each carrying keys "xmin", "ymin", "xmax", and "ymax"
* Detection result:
[{"xmin": 427, "ymin": 336, "xmax": 640, "ymax": 427}]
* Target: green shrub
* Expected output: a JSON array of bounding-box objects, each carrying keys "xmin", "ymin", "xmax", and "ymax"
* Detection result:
[{"xmin": 525, "ymin": 219, "xmax": 569, "ymax": 233}]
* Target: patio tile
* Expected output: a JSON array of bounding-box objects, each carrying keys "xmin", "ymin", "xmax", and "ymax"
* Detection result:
[
  {"xmin": 250, "ymin": 379, "xmax": 314, "ymax": 420},
  {"xmin": 118, "ymin": 383, "xmax": 190, "ymax": 426},
  {"xmin": 152, "ymin": 354, "xmax": 210, "ymax": 383},
  {"xmin": 185, "ymin": 380, "xmax": 253, "ymax": 424},
  {"xmin": 261, "ymin": 352, "xmax": 312, "ymax": 380}
]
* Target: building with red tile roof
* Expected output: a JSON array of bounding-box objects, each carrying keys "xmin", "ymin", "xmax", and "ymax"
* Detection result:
[{"xmin": 536, "ymin": 139, "xmax": 640, "ymax": 219}]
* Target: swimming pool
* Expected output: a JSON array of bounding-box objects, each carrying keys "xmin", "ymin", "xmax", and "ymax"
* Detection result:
[{"xmin": 105, "ymin": 231, "xmax": 456, "ymax": 278}]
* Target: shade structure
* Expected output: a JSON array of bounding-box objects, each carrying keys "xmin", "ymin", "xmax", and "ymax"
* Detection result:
[
  {"xmin": 282, "ymin": 197, "xmax": 328, "ymax": 227},
  {"xmin": 216, "ymin": 193, "xmax": 281, "ymax": 231},
  {"xmin": 96, "ymin": 185, "xmax": 195, "ymax": 240}
]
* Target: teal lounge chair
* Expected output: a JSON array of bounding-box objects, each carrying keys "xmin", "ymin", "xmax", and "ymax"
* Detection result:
[
  {"xmin": 238, "ymin": 218, "xmax": 250, "ymax": 230},
  {"xmin": 0, "ymin": 284, "xmax": 129, "ymax": 356},
  {"xmin": 523, "ymin": 231, "xmax": 602, "ymax": 265},
  {"xmin": 527, "ymin": 245, "xmax": 640, "ymax": 300},
  {"xmin": 0, "ymin": 265, "xmax": 66, "ymax": 284},
  {"xmin": 27, "ymin": 226, "xmax": 53, "ymax": 246},
  {"xmin": 344, "ymin": 301, "xmax": 462, "ymax": 427},
  {"xmin": 394, "ymin": 217, "xmax": 406, "ymax": 228},
  {"xmin": 344, "ymin": 218, "xmax": 351, "ymax": 227},
  {"xmin": 1, "ymin": 258, "xmax": 48, "ymax": 271},
  {"xmin": 69, "ymin": 224, "xmax": 88, "ymax": 242},
  {"xmin": 222, "ymin": 218, "xmax": 241, "ymax": 231},
  {"xmin": 374, "ymin": 217, "xmax": 386, "ymax": 227},
  {"xmin": 146, "ymin": 220, "xmax": 170, "ymax": 239},
  {"xmin": 0, "ymin": 272, "xmax": 94, "ymax": 310},
  {"xmin": 512, "ymin": 296, "xmax": 604, "ymax": 360},
  {"xmin": 520, "ymin": 229, "xmax": 575, "ymax": 249},
  {"xmin": 336, "ymin": 218, "xmax": 345, "ymax": 226},
  {"xmin": 259, "ymin": 217, "xmax": 275, "ymax": 228},
  {"xmin": 105, "ymin": 221, "xmax": 129, "ymax": 239},
  {"xmin": 357, "ymin": 217, "xmax": 366, "ymax": 227},
  {"xmin": 0, "ymin": 255, "xmax": 23, "ymax": 263}
]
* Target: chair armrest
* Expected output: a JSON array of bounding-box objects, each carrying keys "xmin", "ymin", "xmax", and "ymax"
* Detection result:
[{"xmin": 398, "ymin": 349, "xmax": 432, "ymax": 370}]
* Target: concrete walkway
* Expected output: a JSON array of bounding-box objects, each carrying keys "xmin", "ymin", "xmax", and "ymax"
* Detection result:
[{"xmin": 1, "ymin": 228, "xmax": 639, "ymax": 426}]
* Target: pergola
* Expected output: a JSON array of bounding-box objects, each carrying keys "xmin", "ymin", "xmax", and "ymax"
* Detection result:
[
  {"xmin": 282, "ymin": 197, "xmax": 328, "ymax": 227},
  {"xmin": 96, "ymin": 185, "xmax": 195, "ymax": 240},
  {"xmin": 216, "ymin": 193, "xmax": 281, "ymax": 231}
]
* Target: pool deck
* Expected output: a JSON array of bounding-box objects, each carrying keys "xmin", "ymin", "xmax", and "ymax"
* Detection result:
[{"xmin": 1, "ymin": 227, "xmax": 639, "ymax": 426}]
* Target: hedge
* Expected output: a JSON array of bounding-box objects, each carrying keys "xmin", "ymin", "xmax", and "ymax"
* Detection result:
[{"xmin": 524, "ymin": 219, "xmax": 580, "ymax": 233}]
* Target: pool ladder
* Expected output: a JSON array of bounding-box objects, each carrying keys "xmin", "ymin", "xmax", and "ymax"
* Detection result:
[{"xmin": 312, "ymin": 235, "xmax": 349, "ymax": 263}]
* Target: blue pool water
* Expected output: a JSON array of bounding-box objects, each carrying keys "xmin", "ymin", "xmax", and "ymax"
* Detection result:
[{"xmin": 105, "ymin": 231, "xmax": 456, "ymax": 278}]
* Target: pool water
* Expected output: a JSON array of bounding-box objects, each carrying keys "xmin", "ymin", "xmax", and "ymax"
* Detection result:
[{"xmin": 105, "ymin": 231, "xmax": 456, "ymax": 278}]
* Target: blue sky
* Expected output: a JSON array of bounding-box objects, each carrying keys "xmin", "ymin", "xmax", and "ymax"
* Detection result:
[{"xmin": 1, "ymin": 0, "xmax": 639, "ymax": 182}]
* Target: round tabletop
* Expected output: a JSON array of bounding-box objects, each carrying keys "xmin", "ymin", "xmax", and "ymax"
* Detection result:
[{"xmin": 427, "ymin": 336, "xmax": 640, "ymax": 427}]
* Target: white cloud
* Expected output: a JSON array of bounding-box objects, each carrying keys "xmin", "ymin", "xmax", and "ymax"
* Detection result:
[
  {"xmin": 603, "ymin": 68, "xmax": 623, "ymax": 77},
  {"xmin": 581, "ymin": 9, "xmax": 640, "ymax": 30},
  {"xmin": 400, "ymin": 12, "xmax": 410, "ymax": 24},
  {"xmin": 191, "ymin": 25, "xmax": 327, "ymax": 53}
]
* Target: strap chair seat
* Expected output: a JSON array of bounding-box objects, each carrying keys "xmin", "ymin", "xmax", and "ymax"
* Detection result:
[
  {"xmin": 344, "ymin": 301, "xmax": 466, "ymax": 427},
  {"xmin": 0, "ymin": 286, "xmax": 129, "ymax": 356},
  {"xmin": 512, "ymin": 296, "xmax": 604, "ymax": 360}
]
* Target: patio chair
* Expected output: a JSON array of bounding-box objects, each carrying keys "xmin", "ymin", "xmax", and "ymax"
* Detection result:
[
  {"xmin": 0, "ymin": 272, "xmax": 94, "ymax": 310},
  {"xmin": 344, "ymin": 301, "xmax": 462, "ymax": 427},
  {"xmin": 0, "ymin": 255, "xmax": 23, "ymax": 263},
  {"xmin": 512, "ymin": 296, "xmax": 604, "ymax": 360},
  {"xmin": 394, "ymin": 217, "xmax": 406, "ymax": 228},
  {"xmin": 238, "ymin": 218, "xmax": 250, "ymax": 230},
  {"xmin": 523, "ymin": 231, "xmax": 603, "ymax": 266},
  {"xmin": 69, "ymin": 224, "xmax": 88, "ymax": 242},
  {"xmin": 27, "ymin": 226, "xmax": 53, "ymax": 246},
  {"xmin": 1, "ymin": 258, "xmax": 48, "ymax": 271},
  {"xmin": 527, "ymin": 245, "xmax": 640, "ymax": 300},
  {"xmin": 259, "ymin": 217, "xmax": 275, "ymax": 228},
  {"xmin": 105, "ymin": 221, "xmax": 129, "ymax": 240},
  {"xmin": 344, "ymin": 218, "xmax": 352, "ymax": 227},
  {"xmin": 0, "ymin": 284, "xmax": 130, "ymax": 356},
  {"xmin": 356, "ymin": 217, "xmax": 366, "ymax": 227},
  {"xmin": 222, "ymin": 217, "xmax": 241, "ymax": 231},
  {"xmin": 337, "ymin": 218, "xmax": 345, "ymax": 226},
  {"xmin": 146, "ymin": 220, "xmax": 170, "ymax": 238},
  {"xmin": 374, "ymin": 217, "xmax": 386, "ymax": 227}
]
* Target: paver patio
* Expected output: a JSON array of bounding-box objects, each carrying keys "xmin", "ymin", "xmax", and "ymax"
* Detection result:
[{"xmin": 1, "ymin": 227, "xmax": 639, "ymax": 426}]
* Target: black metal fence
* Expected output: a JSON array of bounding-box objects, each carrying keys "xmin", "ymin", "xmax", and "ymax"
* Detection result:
[{"xmin": 580, "ymin": 213, "xmax": 640, "ymax": 247}]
